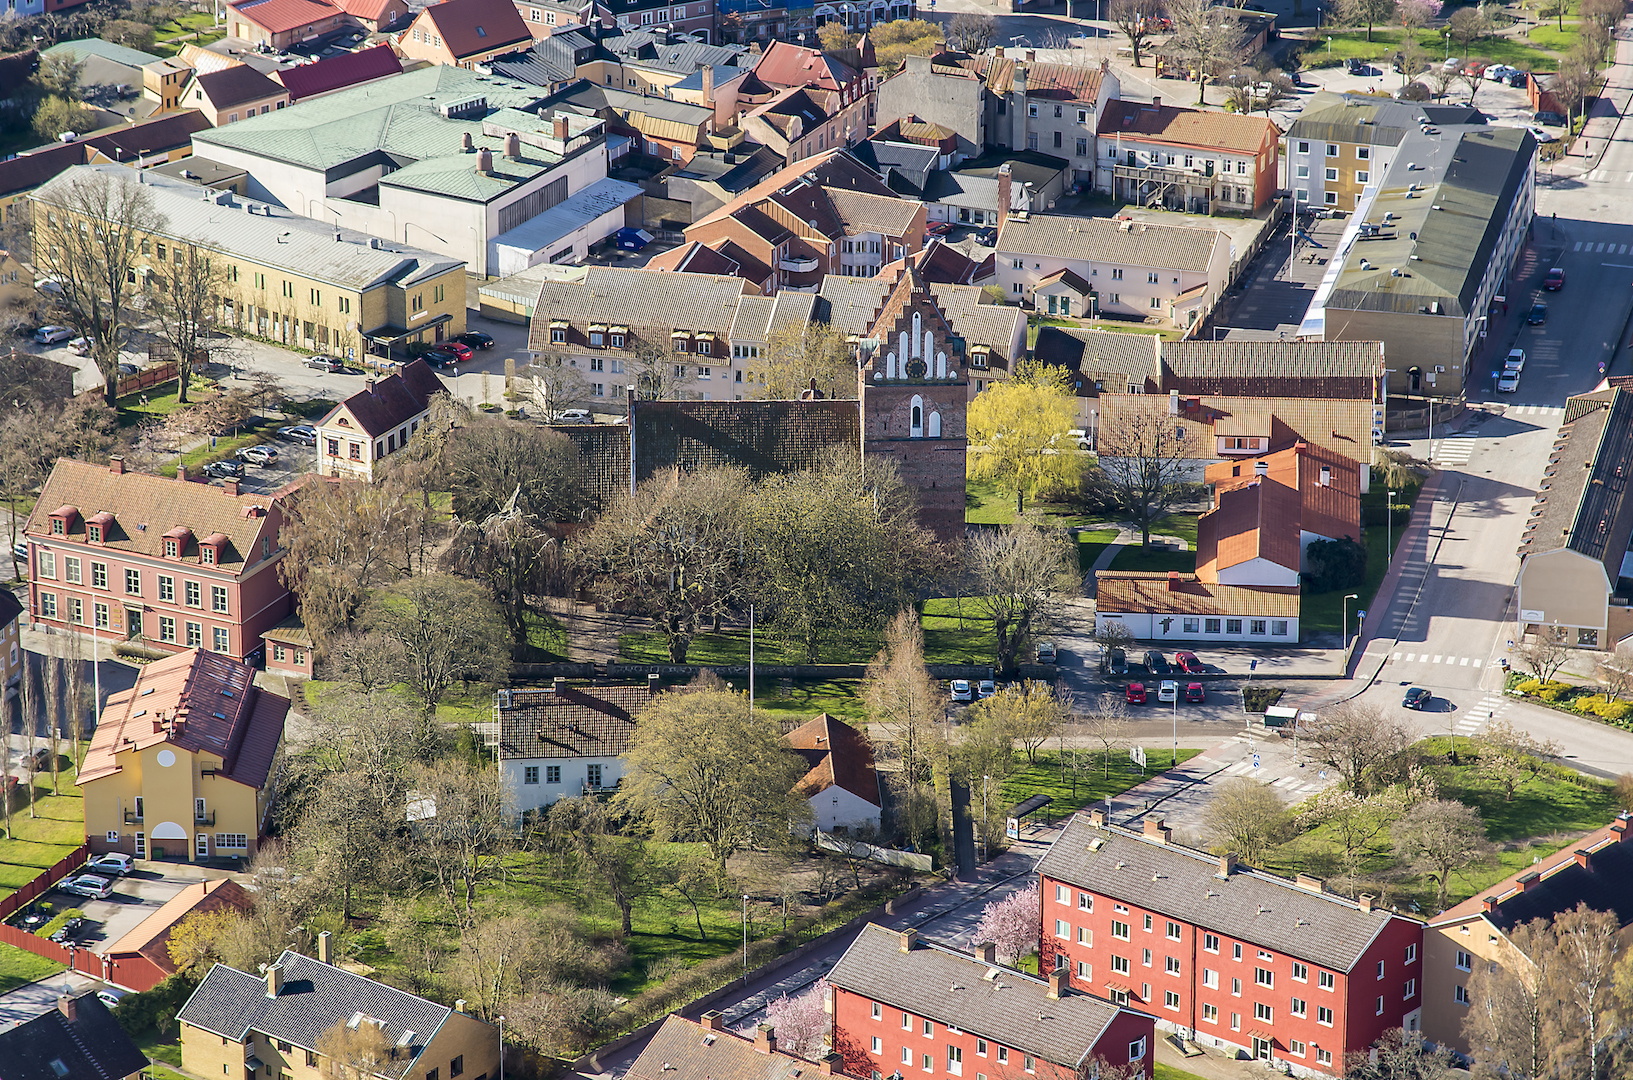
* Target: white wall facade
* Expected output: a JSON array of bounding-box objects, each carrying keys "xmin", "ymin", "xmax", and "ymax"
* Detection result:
[
  {"xmin": 807, "ymin": 785, "xmax": 881, "ymax": 833},
  {"xmin": 994, "ymin": 238, "xmax": 1229, "ymax": 323},
  {"xmin": 1095, "ymin": 610, "xmax": 1299, "ymax": 644},
  {"xmin": 1214, "ymin": 557, "xmax": 1300, "ymax": 588},
  {"xmin": 502, "ymin": 754, "xmax": 626, "ymax": 814}
]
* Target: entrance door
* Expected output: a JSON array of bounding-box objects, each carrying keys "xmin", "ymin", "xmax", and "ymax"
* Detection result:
[
  {"xmin": 196, "ymin": 834, "xmax": 209, "ymax": 859},
  {"xmin": 1252, "ymin": 1037, "xmax": 1272, "ymax": 1061},
  {"xmin": 134, "ymin": 832, "xmax": 146, "ymax": 858}
]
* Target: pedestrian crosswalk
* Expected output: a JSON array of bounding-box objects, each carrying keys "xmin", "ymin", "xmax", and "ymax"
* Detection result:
[
  {"xmin": 1389, "ymin": 651, "xmax": 1486, "ymax": 668},
  {"xmin": 1453, "ymin": 693, "xmax": 1512, "ymax": 737},
  {"xmin": 1571, "ymin": 238, "xmax": 1633, "ymax": 253},
  {"xmin": 1429, "ymin": 436, "xmax": 1477, "ymax": 466},
  {"xmin": 1504, "ymin": 404, "xmax": 1566, "ymax": 420},
  {"xmin": 1215, "ymin": 756, "xmax": 1328, "ymax": 800}
]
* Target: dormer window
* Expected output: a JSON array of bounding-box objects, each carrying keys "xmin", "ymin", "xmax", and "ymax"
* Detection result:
[
  {"xmin": 87, "ymin": 524, "xmax": 101, "ymax": 543},
  {"xmin": 49, "ymin": 505, "xmax": 78, "ymax": 536},
  {"xmin": 164, "ymin": 538, "xmax": 179, "ymax": 557},
  {"xmin": 163, "ymin": 527, "xmax": 192, "ymax": 558},
  {"xmin": 51, "ymin": 519, "xmax": 65, "ymax": 535},
  {"xmin": 86, "ymin": 511, "xmax": 114, "ymax": 544},
  {"xmin": 201, "ymin": 545, "xmax": 215, "ymax": 565}
]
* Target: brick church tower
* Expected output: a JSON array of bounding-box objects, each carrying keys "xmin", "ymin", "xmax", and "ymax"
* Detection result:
[{"xmin": 858, "ymin": 265, "xmax": 968, "ymax": 541}]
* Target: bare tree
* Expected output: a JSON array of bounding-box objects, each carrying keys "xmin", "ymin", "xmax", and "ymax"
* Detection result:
[
  {"xmin": 946, "ymin": 11, "xmax": 997, "ymax": 52},
  {"xmin": 1298, "ymin": 787, "xmax": 1408, "ymax": 881},
  {"xmin": 409, "ymin": 758, "xmax": 514, "ymax": 917},
  {"xmin": 1446, "ymin": 5, "xmax": 1490, "ymax": 50},
  {"xmin": 315, "ymin": 1017, "xmax": 400, "ymax": 1080},
  {"xmin": 756, "ymin": 321, "xmax": 857, "ymax": 401},
  {"xmin": 1552, "ymin": 903, "xmax": 1622, "ymax": 1080},
  {"xmin": 966, "ymin": 521, "xmax": 1077, "ymax": 673},
  {"xmin": 1344, "ymin": 1029, "xmax": 1456, "ymax": 1080},
  {"xmin": 364, "ymin": 574, "xmax": 511, "ymax": 716},
  {"xmin": 1203, "ymin": 778, "xmax": 1293, "ymax": 866},
  {"xmin": 1298, "ymin": 702, "xmax": 1410, "ymax": 797},
  {"xmin": 146, "ymin": 240, "xmax": 226, "ymax": 403},
  {"xmin": 1084, "ymin": 410, "xmax": 1197, "ymax": 548},
  {"xmin": 1392, "ymin": 799, "xmax": 1492, "ymax": 910},
  {"xmin": 31, "ymin": 169, "xmax": 166, "ymax": 405},
  {"xmin": 1516, "ymin": 629, "xmax": 1571, "ymax": 683},
  {"xmin": 1082, "ymin": 693, "xmax": 1130, "ymax": 778},
  {"xmin": 1474, "ymin": 720, "xmax": 1560, "ymax": 802},
  {"xmin": 1464, "ymin": 918, "xmax": 1553, "ymax": 1080},
  {"xmin": 518, "ymin": 350, "xmax": 591, "ymax": 421},
  {"xmin": 862, "ymin": 610, "xmax": 947, "ymax": 798},
  {"xmin": 1108, "ymin": 0, "xmax": 1164, "ymax": 66},
  {"xmin": 627, "ymin": 337, "xmax": 687, "ymax": 400},
  {"xmin": 1165, "ymin": 0, "xmax": 1248, "ymax": 104},
  {"xmin": 1330, "ymin": 0, "xmax": 1396, "ymax": 39}
]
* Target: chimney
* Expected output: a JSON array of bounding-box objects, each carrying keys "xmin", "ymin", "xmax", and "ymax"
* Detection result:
[
  {"xmin": 1088, "ymin": 807, "xmax": 1107, "ymax": 826},
  {"xmin": 109, "ymin": 456, "xmax": 125, "ymax": 475},
  {"xmin": 57, "ymin": 994, "xmax": 77, "ymax": 1022},
  {"xmin": 647, "ymin": 672, "xmax": 660, "ymax": 692},
  {"xmin": 223, "ymin": 478, "xmax": 240, "ymax": 496},
  {"xmin": 1143, "ymin": 817, "xmax": 1171, "ymax": 843},
  {"xmin": 266, "ymin": 964, "xmax": 283, "ymax": 998},
  {"xmin": 554, "ymin": 115, "xmax": 570, "ymax": 142},
  {"xmin": 1613, "ymin": 813, "xmax": 1632, "ymax": 840},
  {"xmin": 754, "ymin": 1025, "xmax": 777, "ymax": 1054},
  {"xmin": 176, "ymin": 465, "xmax": 189, "ymax": 483},
  {"xmin": 503, "ymin": 132, "xmax": 520, "ymax": 160},
  {"xmin": 1359, "ymin": 893, "xmax": 1376, "ymax": 913},
  {"xmin": 1216, "ymin": 854, "xmax": 1236, "ymax": 879},
  {"xmin": 820, "ymin": 1053, "xmax": 843, "ymax": 1076},
  {"xmin": 700, "ymin": 1011, "xmax": 724, "ymax": 1031},
  {"xmin": 977, "ymin": 941, "xmax": 997, "ymax": 963},
  {"xmin": 994, "ymin": 45, "xmax": 1004, "ymax": 57},
  {"xmin": 456, "ymin": 1000, "xmax": 467, "ymax": 1013},
  {"xmin": 997, "ymin": 162, "xmax": 1012, "ymax": 217},
  {"xmin": 1254, "ymin": 460, "xmax": 1270, "ymax": 477},
  {"xmin": 1169, "ymin": 389, "xmax": 1180, "ymax": 415},
  {"xmin": 318, "ymin": 930, "xmax": 332, "ymax": 964},
  {"xmin": 1516, "ymin": 872, "xmax": 1540, "ymax": 893},
  {"xmin": 1574, "ymin": 848, "xmax": 1592, "ymax": 869},
  {"xmin": 553, "ymin": 676, "xmax": 568, "ymax": 694},
  {"xmin": 1481, "ymin": 895, "xmax": 1500, "ymax": 913},
  {"xmin": 1047, "ymin": 968, "xmax": 1069, "ymax": 999},
  {"xmin": 1152, "ymin": 95, "xmax": 1161, "ymax": 107},
  {"xmin": 462, "ymin": 131, "xmax": 474, "ymax": 152},
  {"xmin": 1295, "ymin": 874, "xmax": 1324, "ymax": 893},
  {"xmin": 702, "ymin": 63, "xmax": 715, "ymax": 105},
  {"xmin": 1025, "ymin": 49, "xmax": 1036, "ymax": 61},
  {"xmin": 899, "ymin": 928, "xmax": 918, "ymax": 953},
  {"xmin": 1167, "ymin": 570, "xmax": 1181, "ymax": 592},
  {"xmin": 476, "ymin": 148, "xmax": 494, "ymax": 174}
]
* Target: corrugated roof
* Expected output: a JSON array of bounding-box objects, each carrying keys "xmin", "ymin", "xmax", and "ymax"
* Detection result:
[
  {"xmin": 1093, "ymin": 571, "xmax": 1300, "ymax": 618},
  {"xmin": 35, "ymin": 164, "xmax": 462, "ymax": 291},
  {"xmin": 997, "ymin": 213, "xmax": 1224, "ymax": 272},
  {"xmin": 829, "ymin": 924, "xmax": 1126, "ymax": 1068},
  {"xmin": 492, "ymin": 176, "xmax": 642, "ymax": 254},
  {"xmin": 1037, "ymin": 815, "xmax": 1407, "ymax": 972},
  {"xmin": 78, "ymin": 648, "xmax": 289, "ymax": 789},
  {"xmin": 43, "ymin": 38, "xmax": 161, "ymax": 68},
  {"xmin": 784, "ymin": 713, "xmax": 879, "ymax": 805},
  {"xmin": 1285, "ymin": 93, "xmax": 1484, "ymax": 146},
  {"xmin": 1098, "ymin": 99, "xmax": 1276, "ymax": 154}
]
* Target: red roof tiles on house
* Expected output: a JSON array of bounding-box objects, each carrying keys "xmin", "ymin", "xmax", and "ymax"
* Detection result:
[
  {"xmin": 416, "ymin": 0, "xmax": 531, "ymax": 59},
  {"xmin": 784, "ymin": 713, "xmax": 880, "ymax": 806},
  {"xmin": 319, "ymin": 357, "xmax": 447, "ymax": 438},
  {"xmin": 229, "ymin": 0, "xmax": 345, "ymax": 35},
  {"xmin": 1195, "ymin": 478, "xmax": 1304, "ymax": 581},
  {"xmin": 275, "ymin": 42, "xmax": 402, "ymax": 100}
]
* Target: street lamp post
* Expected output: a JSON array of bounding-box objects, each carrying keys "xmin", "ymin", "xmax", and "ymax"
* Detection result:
[
  {"xmin": 1171, "ymin": 687, "xmax": 1179, "ymax": 768},
  {"xmin": 741, "ymin": 894, "xmax": 749, "ymax": 974},
  {"xmin": 1387, "ymin": 489, "xmax": 1398, "ymax": 561},
  {"xmin": 497, "ymin": 1016, "xmax": 505, "ymax": 1080},
  {"xmin": 1342, "ymin": 593, "xmax": 1359, "ymax": 651}
]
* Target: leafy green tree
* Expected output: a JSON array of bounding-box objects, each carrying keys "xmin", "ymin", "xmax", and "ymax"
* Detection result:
[
  {"xmin": 32, "ymin": 95, "xmax": 94, "ymax": 140},
  {"xmin": 967, "ymin": 360, "xmax": 1079, "ymax": 510}
]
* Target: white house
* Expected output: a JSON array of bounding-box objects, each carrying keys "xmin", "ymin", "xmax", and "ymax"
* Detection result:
[
  {"xmin": 314, "ymin": 359, "xmax": 446, "ymax": 480},
  {"xmin": 495, "ymin": 678, "xmax": 655, "ymax": 814},
  {"xmin": 1093, "ymin": 571, "xmax": 1300, "ymax": 644},
  {"xmin": 784, "ymin": 713, "xmax": 881, "ymax": 833}
]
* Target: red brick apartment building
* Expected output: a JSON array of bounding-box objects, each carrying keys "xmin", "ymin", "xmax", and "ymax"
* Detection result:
[
  {"xmin": 25, "ymin": 459, "xmax": 294, "ymax": 662},
  {"xmin": 829, "ymin": 924, "xmax": 1156, "ymax": 1080},
  {"xmin": 1036, "ymin": 812, "xmax": 1425, "ymax": 1077}
]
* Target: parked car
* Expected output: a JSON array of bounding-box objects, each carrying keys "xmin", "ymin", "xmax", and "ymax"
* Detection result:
[
  {"xmin": 50, "ymin": 916, "xmax": 86, "ymax": 943},
  {"xmin": 1484, "ymin": 64, "xmax": 1515, "ymax": 81},
  {"xmin": 1441, "ymin": 57, "xmax": 1461, "ymax": 71},
  {"xmin": 1504, "ymin": 348, "xmax": 1526, "ymax": 374},
  {"xmin": 305, "ymin": 355, "xmax": 346, "ymax": 372},
  {"xmin": 1157, "ymin": 680, "xmax": 1178, "ymax": 704},
  {"xmin": 12, "ymin": 541, "xmax": 26, "ymax": 560},
  {"xmin": 1346, "ymin": 57, "xmax": 1365, "ymax": 75},
  {"xmin": 33, "ymin": 326, "xmax": 73, "ymax": 344},
  {"xmin": 1142, "ymin": 649, "xmax": 1171, "ymax": 675},
  {"xmin": 422, "ymin": 349, "xmax": 462, "ymax": 369},
  {"xmin": 1497, "ymin": 370, "xmax": 1521, "ymax": 393},
  {"xmin": 86, "ymin": 852, "xmax": 134, "ymax": 876},
  {"xmin": 1185, "ymin": 682, "xmax": 1206, "ymax": 703},
  {"xmin": 974, "ymin": 227, "xmax": 997, "ymax": 246},
  {"xmin": 278, "ymin": 425, "xmax": 318, "ymax": 444},
  {"xmin": 1534, "ymin": 111, "xmax": 1566, "ymax": 126},
  {"xmin": 556, "ymin": 408, "xmax": 593, "ymax": 424},
  {"xmin": 203, "ymin": 459, "xmax": 244, "ymax": 479},
  {"xmin": 1526, "ymin": 302, "xmax": 1548, "ymax": 325},
  {"xmin": 1125, "ymin": 681, "xmax": 1147, "ymax": 705},
  {"xmin": 926, "ymin": 221, "xmax": 953, "ymax": 237},
  {"xmin": 117, "ymin": 363, "xmax": 140, "ymax": 376},
  {"xmin": 950, "ymin": 680, "xmax": 974, "ymax": 703},
  {"xmin": 67, "ymin": 337, "xmax": 91, "ymax": 356},
  {"xmin": 1508, "ymin": 70, "xmax": 1530, "ymax": 87},
  {"xmin": 23, "ymin": 748, "xmax": 51, "ymax": 772},
  {"xmin": 95, "ymin": 988, "xmax": 126, "ymax": 1010},
  {"xmin": 977, "ymin": 679, "xmax": 997, "ymax": 699},
  {"xmin": 1035, "ymin": 641, "xmax": 1057, "ymax": 663},
  {"xmin": 1107, "ymin": 647, "xmax": 1128, "ymax": 676},
  {"xmin": 237, "ymin": 445, "xmax": 279, "ymax": 466},
  {"xmin": 1528, "ymin": 126, "xmax": 1558, "ymax": 143},
  {"xmin": 1174, "ymin": 650, "xmax": 1203, "ymax": 673},
  {"xmin": 60, "ymin": 874, "xmax": 114, "ymax": 900},
  {"xmin": 1544, "ymin": 267, "xmax": 1566, "ymax": 291},
  {"xmin": 436, "ymin": 341, "xmax": 473, "ymax": 363},
  {"xmin": 454, "ymin": 331, "xmax": 495, "ymax": 350},
  {"xmin": 1402, "ymin": 686, "xmax": 1432, "ymax": 710},
  {"xmin": 1461, "ymin": 60, "xmax": 1487, "ymax": 76}
]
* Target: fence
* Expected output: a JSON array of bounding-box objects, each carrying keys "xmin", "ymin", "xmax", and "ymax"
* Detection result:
[
  {"xmin": 0, "ymin": 843, "xmax": 111, "ymax": 979},
  {"xmin": 816, "ymin": 832, "xmax": 934, "ymax": 871},
  {"xmin": 0, "ymin": 844, "xmax": 89, "ymax": 922}
]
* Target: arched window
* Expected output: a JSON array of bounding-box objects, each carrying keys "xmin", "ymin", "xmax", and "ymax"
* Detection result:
[
  {"xmin": 910, "ymin": 394, "xmax": 924, "ymax": 437},
  {"xmin": 928, "ymin": 410, "xmax": 941, "ymax": 437}
]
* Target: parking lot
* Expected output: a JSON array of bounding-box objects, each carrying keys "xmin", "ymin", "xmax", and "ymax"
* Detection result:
[
  {"xmin": 33, "ymin": 867, "xmax": 196, "ymax": 950},
  {"xmin": 235, "ymin": 437, "xmax": 317, "ymax": 495}
]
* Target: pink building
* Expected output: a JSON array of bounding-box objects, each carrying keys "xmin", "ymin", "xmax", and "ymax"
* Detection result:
[{"xmin": 25, "ymin": 459, "xmax": 295, "ymax": 663}]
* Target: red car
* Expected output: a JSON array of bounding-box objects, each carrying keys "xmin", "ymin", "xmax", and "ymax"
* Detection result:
[
  {"xmin": 1174, "ymin": 650, "xmax": 1203, "ymax": 673},
  {"xmin": 1544, "ymin": 267, "xmax": 1566, "ymax": 291},
  {"xmin": 1185, "ymin": 682, "xmax": 1205, "ymax": 703},
  {"xmin": 1126, "ymin": 681, "xmax": 1147, "ymax": 705},
  {"xmin": 438, "ymin": 340, "xmax": 474, "ymax": 362}
]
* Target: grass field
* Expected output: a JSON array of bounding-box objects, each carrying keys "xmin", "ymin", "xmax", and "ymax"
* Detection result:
[
  {"xmin": 1154, "ymin": 1064, "xmax": 1208, "ymax": 1080},
  {"xmin": 1075, "ymin": 529, "xmax": 1119, "ymax": 575},
  {"xmin": 1002, "ymin": 749, "xmax": 1204, "ymax": 816},
  {"xmin": 1301, "ymin": 482, "xmax": 1420, "ymax": 637},
  {"xmin": 116, "ymin": 381, "xmax": 219, "ymax": 426},
  {"xmin": 754, "ymin": 678, "xmax": 868, "ymax": 722},
  {"xmin": 0, "ymin": 772, "xmax": 86, "ymax": 898},
  {"xmin": 1305, "ymin": 26, "xmax": 1558, "ymax": 70},
  {"xmin": 1107, "ymin": 512, "xmax": 1200, "ymax": 574},
  {"xmin": 0, "ymin": 943, "xmax": 64, "ymax": 995},
  {"xmin": 302, "ymin": 680, "xmax": 498, "ymax": 726}
]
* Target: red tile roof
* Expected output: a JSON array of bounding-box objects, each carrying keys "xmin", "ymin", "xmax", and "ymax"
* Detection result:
[
  {"xmin": 753, "ymin": 40, "xmax": 858, "ymax": 92},
  {"xmin": 417, "ymin": 0, "xmax": 531, "ymax": 58},
  {"xmin": 1095, "ymin": 571, "xmax": 1300, "ymax": 618},
  {"xmin": 1097, "ymin": 99, "xmax": 1278, "ymax": 155},
  {"xmin": 78, "ymin": 649, "xmax": 289, "ymax": 789},
  {"xmin": 108, "ymin": 879, "xmax": 254, "ymax": 975},
  {"xmin": 945, "ymin": 53, "xmax": 1108, "ymax": 102},
  {"xmin": 275, "ymin": 42, "xmax": 402, "ymax": 100},
  {"xmin": 319, "ymin": 357, "xmax": 447, "ymax": 438},
  {"xmin": 229, "ymin": 0, "xmax": 345, "ymax": 35},
  {"xmin": 784, "ymin": 713, "xmax": 880, "ymax": 806},
  {"xmin": 1196, "ymin": 478, "xmax": 1303, "ymax": 581},
  {"xmin": 1206, "ymin": 441, "xmax": 1363, "ymax": 545},
  {"xmin": 333, "ymin": 0, "xmax": 398, "ymax": 18}
]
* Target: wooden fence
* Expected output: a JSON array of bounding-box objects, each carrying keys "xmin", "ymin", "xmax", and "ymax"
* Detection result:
[{"xmin": 0, "ymin": 843, "xmax": 112, "ymax": 978}]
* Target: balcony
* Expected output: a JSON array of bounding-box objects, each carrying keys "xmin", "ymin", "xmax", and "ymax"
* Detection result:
[
  {"xmin": 778, "ymin": 255, "xmax": 820, "ymax": 273},
  {"xmin": 195, "ymin": 811, "xmax": 216, "ymax": 826},
  {"xmin": 123, "ymin": 810, "xmax": 143, "ymax": 825}
]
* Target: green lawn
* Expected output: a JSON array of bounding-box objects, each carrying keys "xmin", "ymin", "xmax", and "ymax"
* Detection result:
[
  {"xmin": 117, "ymin": 382, "xmax": 215, "ymax": 427},
  {"xmin": 1002, "ymin": 749, "xmax": 1204, "ymax": 816},
  {"xmin": 923, "ymin": 597, "xmax": 998, "ymax": 666},
  {"xmin": 0, "ymin": 943, "xmax": 64, "ymax": 995},
  {"xmin": 753, "ymin": 678, "xmax": 868, "ymax": 723},
  {"xmin": 0, "ymin": 774, "xmax": 87, "ymax": 902},
  {"xmin": 1526, "ymin": 21, "xmax": 1583, "ymax": 52},
  {"xmin": 302, "ymin": 680, "xmax": 497, "ymax": 727},
  {"xmin": 1075, "ymin": 529, "xmax": 1119, "ymax": 575},
  {"xmin": 1107, "ymin": 513, "xmax": 1199, "ymax": 574},
  {"xmin": 1307, "ymin": 27, "xmax": 1559, "ymax": 69},
  {"xmin": 1154, "ymin": 1065, "xmax": 1209, "ymax": 1080},
  {"xmin": 964, "ymin": 478, "xmax": 1094, "ymax": 528},
  {"xmin": 1301, "ymin": 482, "xmax": 1420, "ymax": 638},
  {"xmin": 135, "ymin": 1029, "xmax": 187, "ymax": 1080}
]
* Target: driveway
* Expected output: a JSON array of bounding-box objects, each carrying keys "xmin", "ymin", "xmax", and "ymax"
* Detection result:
[{"xmin": 41, "ymin": 867, "xmax": 195, "ymax": 950}]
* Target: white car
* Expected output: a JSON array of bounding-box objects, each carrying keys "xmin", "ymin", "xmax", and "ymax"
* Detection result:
[
  {"xmin": 67, "ymin": 337, "xmax": 91, "ymax": 356},
  {"xmin": 33, "ymin": 325, "xmax": 73, "ymax": 344},
  {"xmin": 86, "ymin": 852, "xmax": 134, "ymax": 876},
  {"xmin": 1158, "ymin": 680, "xmax": 1179, "ymax": 703},
  {"xmin": 1528, "ymin": 127, "xmax": 1558, "ymax": 143},
  {"xmin": 950, "ymin": 679, "xmax": 974, "ymax": 703},
  {"xmin": 96, "ymin": 988, "xmax": 126, "ymax": 1010},
  {"xmin": 59, "ymin": 873, "xmax": 114, "ymax": 899},
  {"xmin": 1504, "ymin": 349, "xmax": 1526, "ymax": 374},
  {"xmin": 977, "ymin": 679, "xmax": 997, "ymax": 699},
  {"xmin": 1497, "ymin": 370, "xmax": 1521, "ymax": 393},
  {"xmin": 1484, "ymin": 64, "xmax": 1515, "ymax": 81},
  {"xmin": 556, "ymin": 408, "xmax": 593, "ymax": 424},
  {"xmin": 237, "ymin": 445, "xmax": 280, "ymax": 466}
]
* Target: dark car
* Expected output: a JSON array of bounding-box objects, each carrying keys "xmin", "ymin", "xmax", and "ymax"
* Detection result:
[
  {"xmin": 1526, "ymin": 302, "xmax": 1547, "ymax": 326},
  {"xmin": 1185, "ymin": 682, "xmax": 1206, "ymax": 703},
  {"xmin": 454, "ymin": 331, "xmax": 495, "ymax": 350},
  {"xmin": 203, "ymin": 459, "xmax": 244, "ymax": 479},
  {"xmin": 1174, "ymin": 650, "xmax": 1203, "ymax": 673},
  {"xmin": 1107, "ymin": 647, "xmax": 1128, "ymax": 676},
  {"xmin": 1402, "ymin": 686, "xmax": 1432, "ymax": 710},
  {"xmin": 1543, "ymin": 267, "xmax": 1566, "ymax": 291},
  {"xmin": 423, "ymin": 349, "xmax": 462, "ymax": 369},
  {"xmin": 1142, "ymin": 649, "xmax": 1171, "ymax": 675},
  {"xmin": 1346, "ymin": 57, "xmax": 1366, "ymax": 75},
  {"xmin": 437, "ymin": 341, "xmax": 474, "ymax": 363},
  {"xmin": 304, "ymin": 355, "xmax": 346, "ymax": 372},
  {"xmin": 974, "ymin": 227, "xmax": 997, "ymax": 246},
  {"xmin": 1125, "ymin": 681, "xmax": 1147, "ymax": 705},
  {"xmin": 23, "ymin": 748, "xmax": 51, "ymax": 772},
  {"xmin": 1534, "ymin": 110, "xmax": 1565, "ymax": 125}
]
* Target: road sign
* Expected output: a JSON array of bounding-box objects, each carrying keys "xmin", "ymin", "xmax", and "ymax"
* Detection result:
[
  {"xmin": 1250, "ymin": 659, "xmax": 1258, "ymax": 671},
  {"xmin": 1357, "ymin": 609, "xmax": 1368, "ymax": 622},
  {"xmin": 1252, "ymin": 753, "xmax": 1261, "ymax": 769},
  {"xmin": 1130, "ymin": 745, "xmax": 1147, "ymax": 768}
]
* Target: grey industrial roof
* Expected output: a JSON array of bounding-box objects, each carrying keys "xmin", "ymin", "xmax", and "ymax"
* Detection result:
[
  {"xmin": 563, "ymin": 82, "xmax": 715, "ymax": 127},
  {"xmin": 1326, "ymin": 126, "xmax": 1535, "ymax": 317},
  {"xmin": 44, "ymin": 38, "xmax": 160, "ymax": 69},
  {"xmin": 1286, "ymin": 93, "xmax": 1485, "ymax": 147},
  {"xmin": 1519, "ymin": 388, "xmax": 1633, "ymax": 568},
  {"xmin": 192, "ymin": 65, "xmax": 576, "ymax": 201},
  {"xmin": 829, "ymin": 924, "xmax": 1127, "ymax": 1069},
  {"xmin": 1037, "ymin": 815, "xmax": 1407, "ymax": 973},
  {"xmin": 998, "ymin": 213, "xmax": 1225, "ymax": 272},
  {"xmin": 178, "ymin": 950, "xmax": 452, "ymax": 1077},
  {"xmin": 491, "ymin": 176, "xmax": 642, "ymax": 254},
  {"xmin": 35, "ymin": 164, "xmax": 463, "ymax": 291},
  {"xmin": 727, "ymin": 291, "xmax": 819, "ymax": 342},
  {"xmin": 528, "ymin": 266, "xmax": 753, "ymax": 346}
]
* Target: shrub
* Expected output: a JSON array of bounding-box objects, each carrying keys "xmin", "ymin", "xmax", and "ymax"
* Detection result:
[
  {"xmin": 113, "ymin": 973, "xmax": 200, "ymax": 1040},
  {"xmin": 1572, "ymin": 694, "xmax": 1632, "ymax": 720},
  {"xmin": 37, "ymin": 908, "xmax": 84, "ymax": 939},
  {"xmin": 1304, "ymin": 537, "xmax": 1367, "ymax": 592}
]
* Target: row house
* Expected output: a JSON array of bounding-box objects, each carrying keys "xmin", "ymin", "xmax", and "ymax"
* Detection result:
[
  {"xmin": 25, "ymin": 458, "xmax": 293, "ymax": 663},
  {"xmin": 1284, "ymin": 95, "xmax": 1483, "ymax": 211},
  {"xmin": 630, "ymin": 1015, "xmax": 866, "ymax": 1080},
  {"xmin": 829, "ymin": 923, "xmax": 1156, "ymax": 1080},
  {"xmin": 1096, "ymin": 98, "xmax": 1280, "ymax": 213},
  {"xmin": 589, "ymin": 0, "xmax": 717, "ymax": 40},
  {"xmin": 315, "ymin": 358, "xmax": 449, "ymax": 480},
  {"xmin": 1036, "ymin": 812, "xmax": 1425, "ymax": 1076},
  {"xmin": 528, "ymin": 265, "xmax": 818, "ymax": 400}
]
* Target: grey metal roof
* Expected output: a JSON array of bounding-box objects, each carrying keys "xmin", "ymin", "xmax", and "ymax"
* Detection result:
[
  {"xmin": 35, "ymin": 164, "xmax": 463, "ymax": 290},
  {"xmin": 44, "ymin": 38, "xmax": 160, "ymax": 69},
  {"xmin": 1036, "ymin": 815, "xmax": 1406, "ymax": 973},
  {"xmin": 1518, "ymin": 388, "xmax": 1633, "ymax": 569},
  {"xmin": 1285, "ymin": 92, "xmax": 1484, "ymax": 147},
  {"xmin": 177, "ymin": 951, "xmax": 453, "ymax": 1077},
  {"xmin": 998, "ymin": 213, "xmax": 1226, "ymax": 273},
  {"xmin": 829, "ymin": 924, "xmax": 1127, "ymax": 1069}
]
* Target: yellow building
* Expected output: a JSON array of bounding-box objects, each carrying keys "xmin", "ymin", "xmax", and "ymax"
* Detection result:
[
  {"xmin": 77, "ymin": 648, "xmax": 289, "ymax": 864},
  {"xmin": 179, "ymin": 942, "xmax": 500, "ymax": 1080},
  {"xmin": 32, "ymin": 163, "xmax": 467, "ymax": 361}
]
